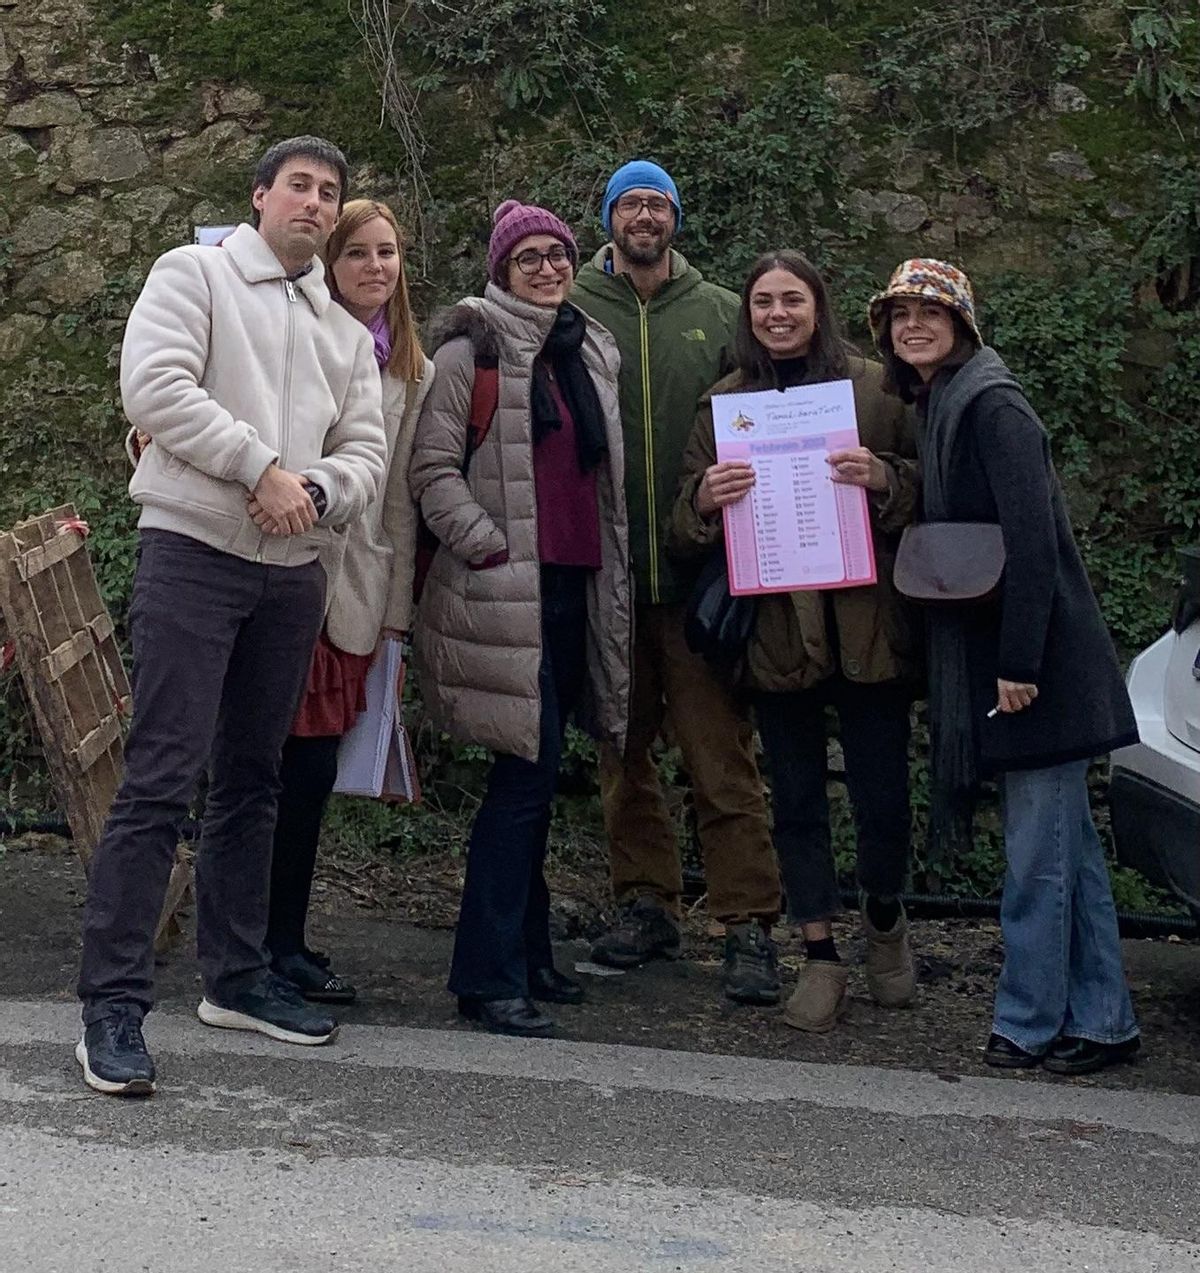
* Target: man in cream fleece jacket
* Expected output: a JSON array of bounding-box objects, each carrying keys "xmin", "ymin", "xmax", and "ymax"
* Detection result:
[{"xmin": 75, "ymin": 136, "xmax": 387, "ymax": 1098}]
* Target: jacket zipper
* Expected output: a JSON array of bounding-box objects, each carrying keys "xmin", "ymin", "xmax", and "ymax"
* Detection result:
[
  {"xmin": 637, "ymin": 296, "xmax": 659, "ymax": 604},
  {"xmin": 258, "ymin": 278, "xmax": 298, "ymax": 563},
  {"xmin": 254, "ymin": 281, "xmax": 296, "ymax": 565}
]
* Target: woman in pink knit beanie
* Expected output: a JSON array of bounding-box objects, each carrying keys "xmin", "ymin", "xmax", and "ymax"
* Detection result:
[{"xmin": 409, "ymin": 198, "xmax": 631, "ymax": 1039}]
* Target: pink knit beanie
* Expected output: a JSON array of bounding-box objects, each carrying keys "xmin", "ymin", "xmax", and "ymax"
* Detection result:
[{"xmin": 487, "ymin": 199, "xmax": 578, "ymax": 286}]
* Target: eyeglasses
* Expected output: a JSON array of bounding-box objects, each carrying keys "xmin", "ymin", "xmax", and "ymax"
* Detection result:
[
  {"xmin": 613, "ymin": 194, "xmax": 675, "ymax": 221},
  {"xmin": 511, "ymin": 245, "xmax": 573, "ymax": 275}
]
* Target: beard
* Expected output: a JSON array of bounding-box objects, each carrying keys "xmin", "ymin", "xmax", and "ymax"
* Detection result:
[{"xmin": 613, "ymin": 220, "xmax": 672, "ymax": 267}]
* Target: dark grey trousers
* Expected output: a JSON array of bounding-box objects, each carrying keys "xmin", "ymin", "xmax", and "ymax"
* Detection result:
[{"xmin": 78, "ymin": 529, "xmax": 324, "ymax": 1024}]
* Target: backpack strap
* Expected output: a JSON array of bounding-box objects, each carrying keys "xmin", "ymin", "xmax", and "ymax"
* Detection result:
[
  {"xmin": 412, "ymin": 356, "xmax": 500, "ymax": 605},
  {"xmin": 464, "ymin": 357, "xmax": 499, "ymax": 471}
]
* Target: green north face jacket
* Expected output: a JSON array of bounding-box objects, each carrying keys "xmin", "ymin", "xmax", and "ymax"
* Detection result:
[{"xmin": 573, "ymin": 245, "xmax": 739, "ymax": 606}]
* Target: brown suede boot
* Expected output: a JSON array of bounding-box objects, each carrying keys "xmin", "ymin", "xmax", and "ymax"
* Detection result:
[
  {"xmin": 862, "ymin": 901, "xmax": 916, "ymax": 1007},
  {"xmin": 782, "ymin": 960, "xmax": 849, "ymax": 1033}
]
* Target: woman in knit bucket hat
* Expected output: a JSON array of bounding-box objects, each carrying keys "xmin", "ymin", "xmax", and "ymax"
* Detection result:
[
  {"xmin": 410, "ymin": 198, "xmax": 631, "ymax": 1039},
  {"xmin": 868, "ymin": 258, "xmax": 983, "ymax": 351},
  {"xmin": 873, "ymin": 258, "xmax": 1140, "ymax": 1076}
]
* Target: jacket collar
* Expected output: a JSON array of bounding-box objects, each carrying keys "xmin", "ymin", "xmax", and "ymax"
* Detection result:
[
  {"xmin": 428, "ymin": 284, "xmax": 558, "ymax": 361},
  {"xmin": 221, "ymin": 223, "xmax": 331, "ymax": 316},
  {"xmin": 579, "ymin": 245, "xmax": 699, "ymax": 304}
]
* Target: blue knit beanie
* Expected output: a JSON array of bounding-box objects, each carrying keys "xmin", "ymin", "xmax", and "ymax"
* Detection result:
[{"xmin": 601, "ymin": 160, "xmax": 683, "ymax": 234}]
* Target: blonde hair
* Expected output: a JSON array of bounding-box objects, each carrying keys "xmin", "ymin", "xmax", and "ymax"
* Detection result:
[{"xmin": 324, "ymin": 198, "xmax": 423, "ymax": 384}]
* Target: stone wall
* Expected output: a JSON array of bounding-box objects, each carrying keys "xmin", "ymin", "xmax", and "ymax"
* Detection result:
[{"xmin": 0, "ymin": 0, "xmax": 271, "ymax": 369}]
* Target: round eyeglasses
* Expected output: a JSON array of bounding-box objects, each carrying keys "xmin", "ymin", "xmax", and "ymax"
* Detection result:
[
  {"xmin": 511, "ymin": 245, "xmax": 573, "ymax": 275},
  {"xmin": 613, "ymin": 194, "xmax": 675, "ymax": 221}
]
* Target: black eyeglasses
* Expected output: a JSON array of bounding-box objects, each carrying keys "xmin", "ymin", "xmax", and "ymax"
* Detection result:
[
  {"xmin": 511, "ymin": 245, "xmax": 573, "ymax": 275},
  {"xmin": 613, "ymin": 194, "xmax": 674, "ymax": 221}
]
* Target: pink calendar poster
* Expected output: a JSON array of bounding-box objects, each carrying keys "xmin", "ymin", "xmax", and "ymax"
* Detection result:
[{"xmin": 711, "ymin": 380, "xmax": 877, "ymax": 596}]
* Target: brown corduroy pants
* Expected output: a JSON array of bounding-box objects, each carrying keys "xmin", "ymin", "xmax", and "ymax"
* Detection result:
[{"xmin": 599, "ymin": 602, "xmax": 780, "ymax": 923}]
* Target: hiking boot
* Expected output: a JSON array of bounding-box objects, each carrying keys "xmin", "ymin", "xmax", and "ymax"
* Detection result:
[
  {"xmin": 862, "ymin": 899, "xmax": 916, "ymax": 1008},
  {"xmin": 272, "ymin": 949, "xmax": 357, "ymax": 1005},
  {"xmin": 198, "ymin": 973, "xmax": 338, "ymax": 1046},
  {"xmin": 75, "ymin": 1009, "xmax": 156, "ymax": 1097},
  {"xmin": 590, "ymin": 897, "xmax": 681, "ymax": 968},
  {"xmin": 722, "ymin": 922, "xmax": 781, "ymax": 1004},
  {"xmin": 782, "ymin": 960, "xmax": 849, "ymax": 1033}
]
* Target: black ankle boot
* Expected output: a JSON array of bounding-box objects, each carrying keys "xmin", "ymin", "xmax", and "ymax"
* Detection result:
[
  {"xmin": 529, "ymin": 967, "xmax": 584, "ymax": 1005},
  {"xmin": 457, "ymin": 996, "xmax": 554, "ymax": 1038}
]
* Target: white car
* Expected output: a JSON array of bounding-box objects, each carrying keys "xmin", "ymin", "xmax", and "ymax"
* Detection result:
[{"xmin": 1110, "ymin": 548, "xmax": 1200, "ymax": 919}]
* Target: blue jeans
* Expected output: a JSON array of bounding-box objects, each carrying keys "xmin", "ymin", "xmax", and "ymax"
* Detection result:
[{"xmin": 993, "ymin": 760, "xmax": 1139, "ymax": 1053}]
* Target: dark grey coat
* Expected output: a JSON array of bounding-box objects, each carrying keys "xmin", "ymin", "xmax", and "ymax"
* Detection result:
[{"xmin": 922, "ymin": 350, "xmax": 1137, "ymax": 773}]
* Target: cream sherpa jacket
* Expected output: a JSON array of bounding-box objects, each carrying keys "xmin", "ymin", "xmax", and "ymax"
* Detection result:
[{"xmin": 121, "ymin": 222, "xmax": 386, "ymax": 565}]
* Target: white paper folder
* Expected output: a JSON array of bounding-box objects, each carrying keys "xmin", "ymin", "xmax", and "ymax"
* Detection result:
[{"xmin": 333, "ymin": 638, "xmax": 419, "ymax": 803}]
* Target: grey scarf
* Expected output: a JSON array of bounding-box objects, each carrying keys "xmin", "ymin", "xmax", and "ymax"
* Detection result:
[{"xmin": 920, "ymin": 348, "xmax": 1023, "ymax": 873}]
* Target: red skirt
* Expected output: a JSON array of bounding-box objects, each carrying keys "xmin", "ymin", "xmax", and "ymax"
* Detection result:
[{"xmin": 291, "ymin": 629, "xmax": 373, "ymax": 737}]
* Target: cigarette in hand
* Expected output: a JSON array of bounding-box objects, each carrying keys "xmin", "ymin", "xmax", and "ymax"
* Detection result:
[{"xmin": 986, "ymin": 707, "xmax": 1000, "ymax": 719}]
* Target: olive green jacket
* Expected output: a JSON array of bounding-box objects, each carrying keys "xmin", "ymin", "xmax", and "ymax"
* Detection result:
[
  {"xmin": 572, "ymin": 245, "xmax": 739, "ymax": 606},
  {"xmin": 668, "ymin": 357, "xmax": 923, "ymax": 692}
]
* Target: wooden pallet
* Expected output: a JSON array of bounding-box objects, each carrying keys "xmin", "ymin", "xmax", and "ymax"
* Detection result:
[{"xmin": 0, "ymin": 505, "xmax": 190, "ymax": 948}]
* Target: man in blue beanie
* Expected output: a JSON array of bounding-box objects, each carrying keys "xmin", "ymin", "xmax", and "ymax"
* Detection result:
[{"xmin": 573, "ymin": 161, "xmax": 781, "ymax": 1006}]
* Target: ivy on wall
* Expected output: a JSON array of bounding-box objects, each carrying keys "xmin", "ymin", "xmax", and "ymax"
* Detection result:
[{"xmin": 2, "ymin": 0, "xmax": 1196, "ymax": 894}]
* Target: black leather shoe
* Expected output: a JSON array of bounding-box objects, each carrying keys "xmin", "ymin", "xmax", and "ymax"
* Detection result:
[
  {"xmin": 1042, "ymin": 1034, "xmax": 1141, "ymax": 1076},
  {"xmin": 272, "ymin": 951, "xmax": 357, "ymax": 1004},
  {"xmin": 983, "ymin": 1033, "xmax": 1042, "ymax": 1069},
  {"xmin": 76, "ymin": 1011, "xmax": 156, "ymax": 1096},
  {"xmin": 458, "ymin": 996, "xmax": 554, "ymax": 1038},
  {"xmin": 529, "ymin": 966, "xmax": 584, "ymax": 1005}
]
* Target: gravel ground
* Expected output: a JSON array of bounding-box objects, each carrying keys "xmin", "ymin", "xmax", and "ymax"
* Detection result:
[{"xmin": 3, "ymin": 833, "xmax": 1198, "ymax": 1094}]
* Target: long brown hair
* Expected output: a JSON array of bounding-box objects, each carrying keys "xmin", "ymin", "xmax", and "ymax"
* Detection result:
[
  {"xmin": 324, "ymin": 199, "xmax": 423, "ymax": 384},
  {"xmin": 733, "ymin": 250, "xmax": 853, "ymax": 388}
]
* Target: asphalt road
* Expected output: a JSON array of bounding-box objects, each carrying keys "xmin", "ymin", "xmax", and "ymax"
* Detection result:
[
  {"xmin": 1, "ymin": 1000, "xmax": 1199, "ymax": 1271},
  {"xmin": 2, "ymin": 840, "xmax": 1199, "ymax": 1270}
]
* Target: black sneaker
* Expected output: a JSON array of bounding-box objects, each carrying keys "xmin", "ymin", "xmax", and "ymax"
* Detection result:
[
  {"xmin": 75, "ymin": 1010, "xmax": 156, "ymax": 1096},
  {"xmin": 590, "ymin": 897, "xmax": 681, "ymax": 968},
  {"xmin": 272, "ymin": 950, "xmax": 357, "ymax": 1004},
  {"xmin": 198, "ymin": 973, "xmax": 338, "ymax": 1045},
  {"xmin": 722, "ymin": 921, "xmax": 781, "ymax": 1004}
]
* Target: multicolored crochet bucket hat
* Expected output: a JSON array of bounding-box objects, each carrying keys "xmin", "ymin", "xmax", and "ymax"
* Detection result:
[{"xmin": 868, "ymin": 258, "xmax": 982, "ymax": 349}]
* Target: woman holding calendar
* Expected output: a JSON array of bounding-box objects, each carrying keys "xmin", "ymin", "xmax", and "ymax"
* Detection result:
[{"xmin": 669, "ymin": 249, "xmax": 921, "ymax": 1036}]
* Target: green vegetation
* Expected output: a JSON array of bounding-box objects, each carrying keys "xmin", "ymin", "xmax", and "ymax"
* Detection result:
[{"xmin": 1, "ymin": 0, "xmax": 1195, "ymax": 902}]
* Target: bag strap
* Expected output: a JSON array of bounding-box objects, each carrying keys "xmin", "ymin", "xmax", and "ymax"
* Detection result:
[
  {"xmin": 464, "ymin": 359, "xmax": 499, "ymax": 472},
  {"xmin": 411, "ymin": 356, "xmax": 501, "ymax": 607}
]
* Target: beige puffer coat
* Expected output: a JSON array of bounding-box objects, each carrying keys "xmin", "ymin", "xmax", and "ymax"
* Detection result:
[
  {"xmin": 320, "ymin": 355, "xmax": 436, "ymax": 653},
  {"xmin": 409, "ymin": 284, "xmax": 631, "ymax": 763}
]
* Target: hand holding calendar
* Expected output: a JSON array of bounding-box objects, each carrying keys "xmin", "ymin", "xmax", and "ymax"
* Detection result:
[{"xmin": 711, "ymin": 379, "xmax": 877, "ymax": 596}]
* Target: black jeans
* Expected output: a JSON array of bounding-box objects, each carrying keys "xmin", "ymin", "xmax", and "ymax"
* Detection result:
[
  {"xmin": 754, "ymin": 676, "xmax": 912, "ymax": 924},
  {"xmin": 78, "ymin": 529, "xmax": 325, "ymax": 1023},
  {"xmin": 448, "ymin": 566, "xmax": 589, "ymax": 1001},
  {"xmin": 267, "ymin": 733, "xmax": 341, "ymax": 959}
]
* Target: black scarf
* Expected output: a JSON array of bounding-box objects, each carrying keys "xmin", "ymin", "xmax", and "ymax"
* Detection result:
[
  {"xmin": 530, "ymin": 303, "xmax": 608, "ymax": 472},
  {"xmin": 920, "ymin": 348, "xmax": 1024, "ymax": 872}
]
